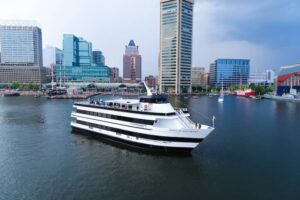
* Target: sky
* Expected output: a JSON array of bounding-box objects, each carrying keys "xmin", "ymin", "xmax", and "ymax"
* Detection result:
[{"xmin": 0, "ymin": 0, "xmax": 299, "ymax": 77}]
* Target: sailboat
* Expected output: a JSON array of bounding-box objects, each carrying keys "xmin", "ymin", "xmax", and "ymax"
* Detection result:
[{"xmin": 218, "ymin": 79, "xmax": 224, "ymax": 103}]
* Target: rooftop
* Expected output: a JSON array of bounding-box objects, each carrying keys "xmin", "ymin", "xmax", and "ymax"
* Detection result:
[
  {"xmin": 0, "ymin": 19, "xmax": 40, "ymax": 27},
  {"xmin": 128, "ymin": 40, "xmax": 136, "ymax": 47},
  {"xmin": 278, "ymin": 64, "xmax": 300, "ymax": 76}
]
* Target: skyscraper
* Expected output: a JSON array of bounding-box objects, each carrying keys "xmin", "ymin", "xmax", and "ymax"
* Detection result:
[
  {"xmin": 0, "ymin": 20, "xmax": 43, "ymax": 66},
  {"xmin": 0, "ymin": 19, "xmax": 46, "ymax": 84},
  {"xmin": 123, "ymin": 40, "xmax": 142, "ymax": 83},
  {"xmin": 159, "ymin": 0, "xmax": 194, "ymax": 94}
]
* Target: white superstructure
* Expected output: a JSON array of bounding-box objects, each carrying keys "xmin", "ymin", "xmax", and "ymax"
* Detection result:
[{"xmin": 71, "ymin": 84, "xmax": 215, "ymax": 152}]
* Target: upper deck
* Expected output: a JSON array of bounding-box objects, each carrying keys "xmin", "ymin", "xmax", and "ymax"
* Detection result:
[{"xmin": 75, "ymin": 96, "xmax": 176, "ymax": 116}]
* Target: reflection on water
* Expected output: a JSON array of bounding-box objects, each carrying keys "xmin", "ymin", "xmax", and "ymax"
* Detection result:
[{"xmin": 0, "ymin": 96, "xmax": 300, "ymax": 200}]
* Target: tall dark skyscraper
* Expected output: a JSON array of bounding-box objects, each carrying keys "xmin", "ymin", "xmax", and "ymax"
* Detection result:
[
  {"xmin": 159, "ymin": 0, "xmax": 194, "ymax": 94},
  {"xmin": 123, "ymin": 40, "xmax": 142, "ymax": 83}
]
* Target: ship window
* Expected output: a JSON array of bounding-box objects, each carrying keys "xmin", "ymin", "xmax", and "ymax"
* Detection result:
[
  {"xmin": 76, "ymin": 109, "xmax": 154, "ymax": 125},
  {"xmin": 140, "ymin": 95, "xmax": 169, "ymax": 104}
]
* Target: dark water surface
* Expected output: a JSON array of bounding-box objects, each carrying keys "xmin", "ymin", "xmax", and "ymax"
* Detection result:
[{"xmin": 0, "ymin": 96, "xmax": 299, "ymax": 200}]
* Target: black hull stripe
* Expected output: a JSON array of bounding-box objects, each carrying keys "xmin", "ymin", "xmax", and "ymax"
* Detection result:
[
  {"xmin": 75, "ymin": 120, "xmax": 203, "ymax": 143},
  {"xmin": 75, "ymin": 103, "xmax": 176, "ymax": 116},
  {"xmin": 72, "ymin": 127, "xmax": 194, "ymax": 153},
  {"xmin": 76, "ymin": 110, "xmax": 154, "ymax": 126},
  {"xmin": 74, "ymin": 114, "xmax": 152, "ymax": 130}
]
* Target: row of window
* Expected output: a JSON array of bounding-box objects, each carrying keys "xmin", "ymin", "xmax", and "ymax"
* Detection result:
[
  {"xmin": 77, "ymin": 120, "xmax": 200, "ymax": 143},
  {"xmin": 77, "ymin": 110, "xmax": 154, "ymax": 125}
]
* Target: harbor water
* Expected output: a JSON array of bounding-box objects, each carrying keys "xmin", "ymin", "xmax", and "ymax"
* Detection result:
[{"xmin": 0, "ymin": 96, "xmax": 299, "ymax": 200}]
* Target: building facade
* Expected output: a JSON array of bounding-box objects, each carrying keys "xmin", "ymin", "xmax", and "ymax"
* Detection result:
[
  {"xmin": 0, "ymin": 20, "xmax": 46, "ymax": 84},
  {"xmin": 276, "ymin": 64, "xmax": 300, "ymax": 95},
  {"xmin": 55, "ymin": 34, "xmax": 110, "ymax": 82},
  {"xmin": 201, "ymin": 73, "xmax": 210, "ymax": 88},
  {"xmin": 248, "ymin": 69, "xmax": 275, "ymax": 86},
  {"xmin": 191, "ymin": 67, "xmax": 205, "ymax": 87},
  {"xmin": 145, "ymin": 75, "xmax": 157, "ymax": 88},
  {"xmin": 93, "ymin": 50, "xmax": 105, "ymax": 66},
  {"xmin": 0, "ymin": 20, "xmax": 43, "ymax": 66},
  {"xmin": 110, "ymin": 67, "xmax": 120, "ymax": 83},
  {"xmin": 63, "ymin": 34, "xmax": 93, "ymax": 67},
  {"xmin": 266, "ymin": 69, "xmax": 275, "ymax": 84},
  {"xmin": 43, "ymin": 46, "xmax": 62, "ymax": 67},
  {"xmin": 123, "ymin": 40, "xmax": 142, "ymax": 83},
  {"xmin": 209, "ymin": 59, "xmax": 250, "ymax": 88},
  {"xmin": 159, "ymin": 0, "xmax": 194, "ymax": 94}
]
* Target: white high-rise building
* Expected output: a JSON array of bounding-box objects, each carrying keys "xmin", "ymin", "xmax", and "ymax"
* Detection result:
[
  {"xmin": 159, "ymin": 0, "xmax": 194, "ymax": 94},
  {"xmin": 43, "ymin": 45, "xmax": 62, "ymax": 68}
]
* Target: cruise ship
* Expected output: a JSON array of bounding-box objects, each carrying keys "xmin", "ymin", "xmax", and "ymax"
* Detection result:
[{"xmin": 71, "ymin": 84, "xmax": 215, "ymax": 153}]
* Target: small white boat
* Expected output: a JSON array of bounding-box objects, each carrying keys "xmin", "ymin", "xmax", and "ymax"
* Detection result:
[
  {"xmin": 218, "ymin": 79, "xmax": 224, "ymax": 103},
  {"xmin": 218, "ymin": 96, "xmax": 224, "ymax": 102}
]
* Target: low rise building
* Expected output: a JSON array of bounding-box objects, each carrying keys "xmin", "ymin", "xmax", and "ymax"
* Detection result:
[
  {"xmin": 276, "ymin": 64, "xmax": 300, "ymax": 95},
  {"xmin": 145, "ymin": 75, "xmax": 156, "ymax": 88},
  {"xmin": 0, "ymin": 66, "xmax": 47, "ymax": 84},
  {"xmin": 209, "ymin": 59, "xmax": 250, "ymax": 88},
  {"xmin": 248, "ymin": 69, "xmax": 275, "ymax": 86},
  {"xmin": 201, "ymin": 73, "xmax": 210, "ymax": 88},
  {"xmin": 110, "ymin": 67, "xmax": 120, "ymax": 83},
  {"xmin": 191, "ymin": 67, "xmax": 205, "ymax": 87}
]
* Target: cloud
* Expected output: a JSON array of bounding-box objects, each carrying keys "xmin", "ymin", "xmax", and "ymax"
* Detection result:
[
  {"xmin": 193, "ymin": 0, "xmax": 300, "ymax": 71},
  {"xmin": 0, "ymin": 0, "xmax": 299, "ymax": 76}
]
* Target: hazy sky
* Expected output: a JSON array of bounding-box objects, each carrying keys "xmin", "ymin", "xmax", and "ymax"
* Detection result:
[{"xmin": 0, "ymin": 0, "xmax": 299, "ymax": 77}]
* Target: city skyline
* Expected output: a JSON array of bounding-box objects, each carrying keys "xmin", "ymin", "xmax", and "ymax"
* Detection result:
[{"xmin": 0, "ymin": 0, "xmax": 299, "ymax": 77}]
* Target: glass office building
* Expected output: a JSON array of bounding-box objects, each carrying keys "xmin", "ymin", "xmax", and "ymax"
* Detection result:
[
  {"xmin": 209, "ymin": 59, "xmax": 250, "ymax": 88},
  {"xmin": 0, "ymin": 20, "xmax": 43, "ymax": 66},
  {"xmin": 159, "ymin": 0, "xmax": 194, "ymax": 94},
  {"xmin": 93, "ymin": 51, "xmax": 105, "ymax": 66},
  {"xmin": 0, "ymin": 20, "xmax": 46, "ymax": 84},
  {"xmin": 63, "ymin": 34, "xmax": 92, "ymax": 67},
  {"xmin": 55, "ymin": 34, "xmax": 110, "ymax": 82}
]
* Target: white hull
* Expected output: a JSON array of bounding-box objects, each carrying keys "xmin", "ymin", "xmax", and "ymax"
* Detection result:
[
  {"xmin": 218, "ymin": 97, "xmax": 224, "ymax": 103},
  {"xmin": 71, "ymin": 102, "xmax": 214, "ymax": 152}
]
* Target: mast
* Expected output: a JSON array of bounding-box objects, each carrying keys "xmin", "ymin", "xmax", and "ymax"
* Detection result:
[
  {"xmin": 51, "ymin": 64, "xmax": 54, "ymax": 90},
  {"xmin": 143, "ymin": 81, "xmax": 152, "ymax": 96},
  {"xmin": 59, "ymin": 63, "xmax": 62, "ymax": 88}
]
